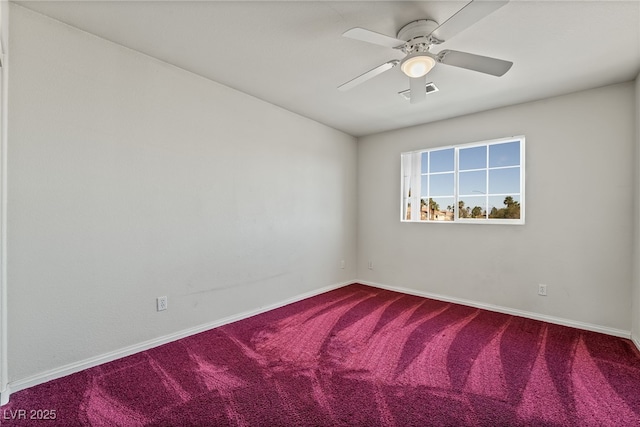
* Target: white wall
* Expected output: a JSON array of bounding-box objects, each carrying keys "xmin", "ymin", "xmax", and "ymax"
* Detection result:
[
  {"xmin": 7, "ymin": 4, "xmax": 357, "ymax": 382},
  {"xmin": 0, "ymin": 0, "xmax": 8, "ymax": 405},
  {"xmin": 633, "ymin": 74, "xmax": 640, "ymax": 347},
  {"xmin": 358, "ymin": 82, "xmax": 636, "ymax": 333}
]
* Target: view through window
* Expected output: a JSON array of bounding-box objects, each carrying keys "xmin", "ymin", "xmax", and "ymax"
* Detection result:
[{"xmin": 401, "ymin": 136, "xmax": 525, "ymax": 224}]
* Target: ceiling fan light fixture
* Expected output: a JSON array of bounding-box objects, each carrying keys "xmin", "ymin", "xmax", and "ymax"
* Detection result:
[{"xmin": 400, "ymin": 53, "xmax": 436, "ymax": 78}]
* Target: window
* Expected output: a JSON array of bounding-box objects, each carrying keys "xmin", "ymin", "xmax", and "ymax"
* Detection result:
[{"xmin": 401, "ymin": 136, "xmax": 525, "ymax": 224}]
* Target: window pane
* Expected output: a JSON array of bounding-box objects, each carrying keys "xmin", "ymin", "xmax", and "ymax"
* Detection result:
[
  {"xmin": 421, "ymin": 152, "xmax": 428, "ymax": 174},
  {"xmin": 429, "ymin": 197, "xmax": 455, "ymax": 221},
  {"xmin": 488, "ymin": 195, "xmax": 520, "ymax": 219},
  {"xmin": 489, "ymin": 141, "xmax": 520, "ymax": 168},
  {"xmin": 432, "ymin": 197, "xmax": 454, "ymax": 221},
  {"xmin": 459, "ymin": 170, "xmax": 486, "ymax": 196},
  {"xmin": 458, "ymin": 196, "xmax": 486, "ymax": 219},
  {"xmin": 429, "ymin": 173, "xmax": 454, "ymax": 197},
  {"xmin": 489, "ymin": 167, "xmax": 520, "ymax": 194},
  {"xmin": 421, "ymin": 175, "xmax": 427, "ymax": 198},
  {"xmin": 430, "ymin": 148, "xmax": 454, "ymax": 173},
  {"xmin": 422, "ymin": 197, "xmax": 454, "ymax": 221},
  {"xmin": 459, "ymin": 146, "xmax": 486, "ymax": 170}
]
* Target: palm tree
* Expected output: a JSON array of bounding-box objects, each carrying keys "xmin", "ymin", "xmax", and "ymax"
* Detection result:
[
  {"xmin": 504, "ymin": 196, "xmax": 515, "ymax": 207},
  {"xmin": 428, "ymin": 198, "xmax": 440, "ymax": 220},
  {"xmin": 458, "ymin": 200, "xmax": 468, "ymax": 218}
]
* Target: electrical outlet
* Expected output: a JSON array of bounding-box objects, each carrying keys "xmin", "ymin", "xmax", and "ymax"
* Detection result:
[
  {"xmin": 340, "ymin": 260, "xmax": 345, "ymax": 269},
  {"xmin": 368, "ymin": 261, "xmax": 373, "ymax": 270},
  {"xmin": 157, "ymin": 296, "xmax": 168, "ymax": 311},
  {"xmin": 538, "ymin": 284, "xmax": 547, "ymax": 296}
]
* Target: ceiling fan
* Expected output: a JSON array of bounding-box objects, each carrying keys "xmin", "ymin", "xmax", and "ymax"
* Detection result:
[{"xmin": 338, "ymin": 0, "xmax": 513, "ymax": 104}]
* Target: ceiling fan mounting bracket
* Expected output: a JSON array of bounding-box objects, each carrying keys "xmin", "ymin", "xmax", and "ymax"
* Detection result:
[{"xmin": 397, "ymin": 19, "xmax": 439, "ymax": 43}]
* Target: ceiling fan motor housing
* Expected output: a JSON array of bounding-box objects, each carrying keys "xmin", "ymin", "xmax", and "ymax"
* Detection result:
[{"xmin": 396, "ymin": 19, "xmax": 440, "ymax": 53}]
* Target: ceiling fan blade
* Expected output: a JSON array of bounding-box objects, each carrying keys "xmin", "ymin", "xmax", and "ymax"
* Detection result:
[
  {"xmin": 437, "ymin": 50, "xmax": 513, "ymax": 76},
  {"xmin": 430, "ymin": 0, "xmax": 508, "ymax": 42},
  {"xmin": 338, "ymin": 60, "xmax": 399, "ymax": 91},
  {"xmin": 343, "ymin": 27, "xmax": 406, "ymax": 49},
  {"xmin": 409, "ymin": 75, "xmax": 427, "ymax": 104}
]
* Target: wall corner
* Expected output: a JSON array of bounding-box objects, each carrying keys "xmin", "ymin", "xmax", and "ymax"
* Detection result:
[{"xmin": 632, "ymin": 73, "xmax": 640, "ymax": 350}]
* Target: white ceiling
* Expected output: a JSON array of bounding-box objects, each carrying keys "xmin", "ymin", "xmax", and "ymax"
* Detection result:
[{"xmin": 15, "ymin": 0, "xmax": 640, "ymax": 137}]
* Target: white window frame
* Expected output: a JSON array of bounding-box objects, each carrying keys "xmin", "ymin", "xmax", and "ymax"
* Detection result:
[{"xmin": 401, "ymin": 136, "xmax": 525, "ymax": 225}]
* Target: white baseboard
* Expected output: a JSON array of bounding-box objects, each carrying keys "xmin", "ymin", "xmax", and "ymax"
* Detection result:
[
  {"xmin": 0, "ymin": 385, "xmax": 9, "ymax": 406},
  {"xmin": 6, "ymin": 280, "xmax": 353, "ymax": 399},
  {"xmin": 632, "ymin": 335, "xmax": 640, "ymax": 352},
  {"xmin": 359, "ymin": 280, "xmax": 632, "ymax": 339}
]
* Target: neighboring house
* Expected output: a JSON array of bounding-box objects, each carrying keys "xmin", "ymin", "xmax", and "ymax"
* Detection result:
[{"xmin": 421, "ymin": 205, "xmax": 454, "ymax": 221}]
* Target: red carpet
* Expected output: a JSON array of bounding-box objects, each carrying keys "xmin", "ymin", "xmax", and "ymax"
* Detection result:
[{"xmin": 2, "ymin": 283, "xmax": 640, "ymax": 426}]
